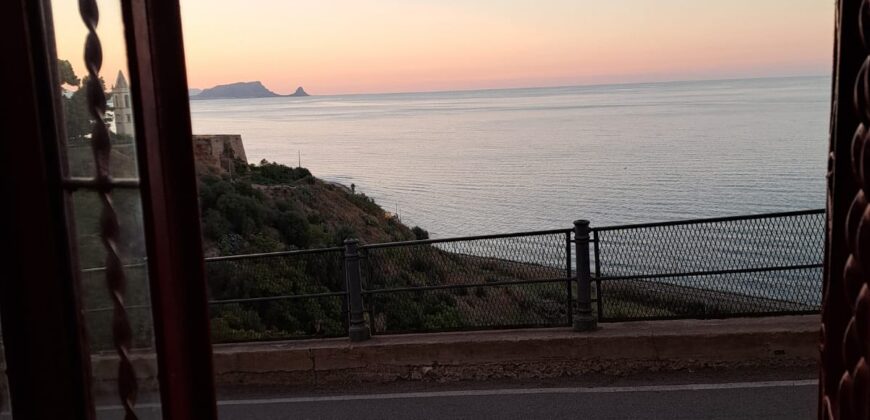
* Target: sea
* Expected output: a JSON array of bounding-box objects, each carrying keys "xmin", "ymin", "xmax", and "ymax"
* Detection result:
[{"xmin": 189, "ymin": 76, "xmax": 830, "ymax": 239}]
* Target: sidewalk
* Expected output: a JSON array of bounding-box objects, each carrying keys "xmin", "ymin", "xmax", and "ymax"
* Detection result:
[
  {"xmin": 88, "ymin": 315, "xmax": 818, "ymax": 395},
  {"xmin": 205, "ymin": 315, "xmax": 817, "ymax": 386}
]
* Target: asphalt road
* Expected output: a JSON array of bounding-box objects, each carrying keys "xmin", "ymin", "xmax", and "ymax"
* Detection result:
[{"xmin": 76, "ymin": 379, "xmax": 817, "ymax": 420}]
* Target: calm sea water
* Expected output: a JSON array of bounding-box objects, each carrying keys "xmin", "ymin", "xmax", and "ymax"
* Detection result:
[{"xmin": 189, "ymin": 76, "xmax": 830, "ymax": 238}]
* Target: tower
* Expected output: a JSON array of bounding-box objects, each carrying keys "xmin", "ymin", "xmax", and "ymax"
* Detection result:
[{"xmin": 111, "ymin": 70, "xmax": 134, "ymax": 137}]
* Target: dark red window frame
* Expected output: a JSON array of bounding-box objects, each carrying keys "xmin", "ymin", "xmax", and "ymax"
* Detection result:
[
  {"xmin": 0, "ymin": 0, "xmax": 218, "ymax": 418},
  {"xmin": 5, "ymin": 0, "xmax": 870, "ymax": 418}
]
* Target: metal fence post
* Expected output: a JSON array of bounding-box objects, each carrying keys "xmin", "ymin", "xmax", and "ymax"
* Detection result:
[
  {"xmin": 344, "ymin": 239, "xmax": 371, "ymax": 341},
  {"xmin": 573, "ymin": 220, "xmax": 597, "ymax": 331},
  {"xmin": 565, "ymin": 231, "xmax": 574, "ymax": 325}
]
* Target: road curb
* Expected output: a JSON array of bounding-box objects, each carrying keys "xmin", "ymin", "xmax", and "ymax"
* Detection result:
[{"xmin": 90, "ymin": 315, "xmax": 818, "ymax": 391}]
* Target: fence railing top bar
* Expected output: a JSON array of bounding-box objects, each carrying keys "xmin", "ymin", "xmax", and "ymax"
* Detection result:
[
  {"xmin": 204, "ymin": 246, "xmax": 344, "ymax": 262},
  {"xmin": 82, "ymin": 260, "xmax": 147, "ymax": 273},
  {"xmin": 597, "ymin": 262, "xmax": 823, "ymax": 281},
  {"xmin": 363, "ymin": 275, "xmax": 572, "ymax": 294},
  {"xmin": 361, "ymin": 228, "xmax": 573, "ymax": 250},
  {"xmin": 592, "ymin": 208, "xmax": 825, "ymax": 232},
  {"xmin": 208, "ymin": 291, "xmax": 347, "ymax": 304}
]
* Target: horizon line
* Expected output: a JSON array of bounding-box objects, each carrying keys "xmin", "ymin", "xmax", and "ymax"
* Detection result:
[{"xmin": 193, "ymin": 73, "xmax": 830, "ymax": 99}]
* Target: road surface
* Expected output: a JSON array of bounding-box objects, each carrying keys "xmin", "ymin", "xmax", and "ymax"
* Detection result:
[{"xmin": 81, "ymin": 379, "xmax": 817, "ymax": 420}]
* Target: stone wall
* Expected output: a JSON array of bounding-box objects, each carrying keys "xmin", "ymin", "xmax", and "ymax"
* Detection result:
[{"xmin": 192, "ymin": 134, "xmax": 248, "ymax": 175}]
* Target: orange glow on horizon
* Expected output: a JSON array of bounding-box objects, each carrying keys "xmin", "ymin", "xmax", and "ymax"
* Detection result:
[{"xmin": 51, "ymin": 0, "xmax": 832, "ymax": 95}]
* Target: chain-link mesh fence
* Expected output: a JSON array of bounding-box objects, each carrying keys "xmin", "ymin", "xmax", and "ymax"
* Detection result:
[
  {"xmin": 593, "ymin": 209, "xmax": 824, "ymax": 321},
  {"xmin": 84, "ymin": 209, "xmax": 824, "ymax": 343},
  {"xmin": 361, "ymin": 230, "xmax": 573, "ymax": 334}
]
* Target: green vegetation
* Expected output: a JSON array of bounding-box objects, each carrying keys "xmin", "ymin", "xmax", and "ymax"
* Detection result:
[
  {"xmin": 411, "ymin": 226, "xmax": 429, "ymax": 240},
  {"xmin": 198, "ymin": 160, "xmax": 569, "ymax": 341},
  {"xmin": 200, "ymin": 159, "xmax": 427, "ymax": 341},
  {"xmin": 58, "ymin": 59, "xmax": 121, "ymax": 143},
  {"xmin": 199, "ymin": 159, "xmax": 412, "ymax": 254}
]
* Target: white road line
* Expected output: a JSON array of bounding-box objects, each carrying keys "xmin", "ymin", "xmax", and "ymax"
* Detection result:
[{"xmin": 94, "ymin": 379, "xmax": 818, "ymax": 411}]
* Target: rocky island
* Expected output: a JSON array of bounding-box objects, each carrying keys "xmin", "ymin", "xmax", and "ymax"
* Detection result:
[{"xmin": 190, "ymin": 81, "xmax": 309, "ymax": 100}]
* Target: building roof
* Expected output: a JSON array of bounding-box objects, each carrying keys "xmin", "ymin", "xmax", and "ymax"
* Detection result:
[{"xmin": 113, "ymin": 70, "xmax": 128, "ymax": 90}]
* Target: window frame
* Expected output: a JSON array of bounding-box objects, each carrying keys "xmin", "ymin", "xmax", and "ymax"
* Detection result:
[
  {"xmin": 120, "ymin": 0, "xmax": 218, "ymax": 417},
  {"xmin": 0, "ymin": 0, "xmax": 218, "ymax": 418},
  {"xmin": 0, "ymin": 0, "xmax": 94, "ymax": 418}
]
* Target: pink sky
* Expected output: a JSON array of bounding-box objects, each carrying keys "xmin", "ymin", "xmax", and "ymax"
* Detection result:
[{"xmin": 52, "ymin": 0, "xmax": 832, "ymax": 95}]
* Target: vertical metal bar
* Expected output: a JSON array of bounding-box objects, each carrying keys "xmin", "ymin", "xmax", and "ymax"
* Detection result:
[
  {"xmin": 119, "ymin": 0, "xmax": 218, "ymax": 418},
  {"xmin": 364, "ymin": 247, "xmax": 384, "ymax": 334},
  {"xmin": 344, "ymin": 240, "xmax": 371, "ymax": 341},
  {"xmin": 573, "ymin": 220, "xmax": 597, "ymax": 331},
  {"xmin": 340, "ymin": 253, "xmax": 350, "ymax": 332},
  {"xmin": 359, "ymin": 247, "xmax": 375, "ymax": 333},
  {"xmin": 565, "ymin": 230, "xmax": 573, "ymax": 325},
  {"xmin": 365, "ymin": 247, "xmax": 380, "ymax": 334},
  {"xmin": 77, "ymin": 0, "xmax": 141, "ymax": 416},
  {"xmin": 594, "ymin": 229, "xmax": 603, "ymax": 321}
]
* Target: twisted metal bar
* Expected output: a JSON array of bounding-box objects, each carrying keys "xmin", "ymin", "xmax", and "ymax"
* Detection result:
[
  {"xmin": 77, "ymin": 0, "xmax": 138, "ymax": 418},
  {"xmin": 824, "ymin": 1, "xmax": 870, "ymax": 418}
]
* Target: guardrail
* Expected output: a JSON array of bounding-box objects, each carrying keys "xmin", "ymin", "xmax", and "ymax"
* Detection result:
[
  {"xmin": 360, "ymin": 227, "xmax": 580, "ymax": 335},
  {"xmin": 81, "ymin": 209, "xmax": 825, "ymax": 344}
]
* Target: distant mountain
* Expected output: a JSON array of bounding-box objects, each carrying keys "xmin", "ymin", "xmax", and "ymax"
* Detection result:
[
  {"xmin": 290, "ymin": 87, "xmax": 309, "ymax": 97},
  {"xmin": 190, "ymin": 81, "xmax": 310, "ymax": 100},
  {"xmin": 188, "ymin": 88, "xmax": 203, "ymax": 96},
  {"xmin": 191, "ymin": 81, "xmax": 278, "ymax": 100}
]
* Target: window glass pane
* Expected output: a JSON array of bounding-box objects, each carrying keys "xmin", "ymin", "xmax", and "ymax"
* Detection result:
[
  {"xmin": 73, "ymin": 190, "xmax": 160, "ymax": 418},
  {"xmin": 50, "ymin": 0, "xmax": 159, "ymax": 416},
  {"xmin": 75, "ymin": 190, "xmax": 153, "ymax": 351},
  {"xmin": 181, "ymin": 0, "xmax": 831, "ymax": 415},
  {"xmin": 54, "ymin": 0, "xmax": 138, "ymax": 180}
]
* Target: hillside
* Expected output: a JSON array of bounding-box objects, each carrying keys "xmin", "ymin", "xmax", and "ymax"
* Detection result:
[
  {"xmin": 200, "ymin": 160, "xmax": 578, "ymax": 342},
  {"xmin": 198, "ymin": 159, "xmax": 424, "ymax": 257},
  {"xmin": 198, "ymin": 159, "xmax": 443, "ymax": 341}
]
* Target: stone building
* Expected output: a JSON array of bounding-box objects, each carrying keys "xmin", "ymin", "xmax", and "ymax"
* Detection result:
[
  {"xmin": 192, "ymin": 134, "xmax": 248, "ymax": 175},
  {"xmin": 111, "ymin": 70, "xmax": 134, "ymax": 137}
]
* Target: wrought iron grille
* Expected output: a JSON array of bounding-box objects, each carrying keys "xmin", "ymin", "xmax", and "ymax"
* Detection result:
[{"xmin": 67, "ymin": 0, "xmax": 140, "ymax": 416}]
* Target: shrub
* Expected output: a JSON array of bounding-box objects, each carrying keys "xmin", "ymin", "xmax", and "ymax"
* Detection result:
[
  {"xmin": 248, "ymin": 160, "xmax": 312, "ymax": 185},
  {"xmin": 411, "ymin": 226, "xmax": 429, "ymax": 240}
]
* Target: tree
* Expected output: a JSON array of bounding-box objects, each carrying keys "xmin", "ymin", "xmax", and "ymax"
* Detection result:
[
  {"xmin": 57, "ymin": 59, "xmax": 80, "ymax": 91},
  {"xmin": 58, "ymin": 60, "xmax": 109, "ymax": 142},
  {"xmin": 57, "ymin": 59, "xmax": 89, "ymax": 140},
  {"xmin": 65, "ymin": 87, "xmax": 91, "ymax": 141}
]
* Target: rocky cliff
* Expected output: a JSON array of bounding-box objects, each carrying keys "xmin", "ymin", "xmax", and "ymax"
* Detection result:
[{"xmin": 290, "ymin": 87, "xmax": 309, "ymax": 97}]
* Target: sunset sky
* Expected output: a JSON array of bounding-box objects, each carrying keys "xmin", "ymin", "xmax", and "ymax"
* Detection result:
[{"xmin": 52, "ymin": 0, "xmax": 833, "ymax": 95}]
